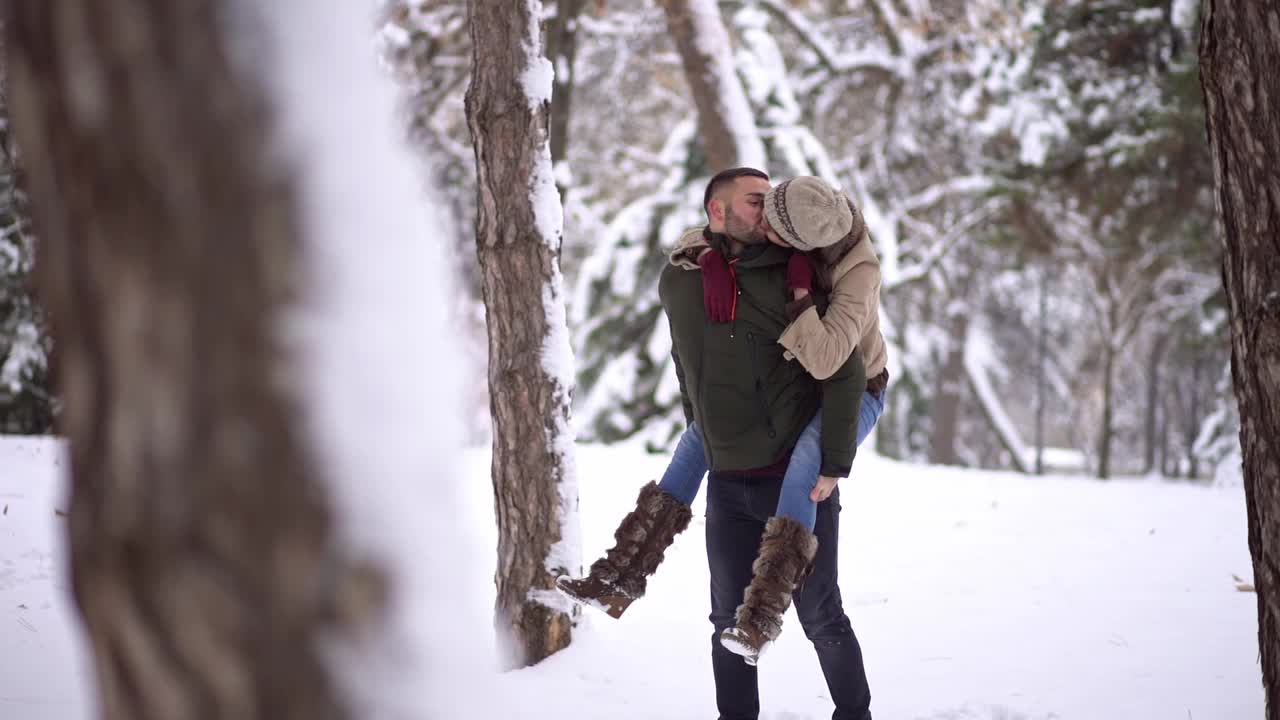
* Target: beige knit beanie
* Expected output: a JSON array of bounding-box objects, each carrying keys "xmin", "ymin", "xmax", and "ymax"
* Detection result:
[{"xmin": 764, "ymin": 176, "xmax": 860, "ymax": 252}]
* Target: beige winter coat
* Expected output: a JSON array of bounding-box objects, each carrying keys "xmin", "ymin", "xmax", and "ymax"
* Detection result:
[{"xmin": 669, "ymin": 227, "xmax": 888, "ymax": 382}]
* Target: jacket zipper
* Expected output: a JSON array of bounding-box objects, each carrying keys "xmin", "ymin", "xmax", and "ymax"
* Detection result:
[
  {"xmin": 698, "ymin": 316, "xmax": 715, "ymax": 470},
  {"xmin": 746, "ymin": 332, "xmax": 777, "ymax": 439},
  {"xmin": 728, "ymin": 260, "xmax": 739, "ymax": 338}
]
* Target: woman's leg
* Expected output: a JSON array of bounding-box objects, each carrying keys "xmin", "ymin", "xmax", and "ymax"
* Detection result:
[
  {"xmin": 854, "ymin": 388, "xmax": 886, "ymax": 447},
  {"xmin": 775, "ymin": 387, "xmax": 887, "ymax": 530},
  {"xmin": 658, "ymin": 422, "xmax": 710, "ymax": 505},
  {"xmin": 774, "ymin": 414, "xmax": 823, "ymax": 531}
]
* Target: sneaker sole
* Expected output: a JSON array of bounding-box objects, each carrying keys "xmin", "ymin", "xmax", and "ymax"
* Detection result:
[{"xmin": 719, "ymin": 632, "xmax": 760, "ymax": 666}]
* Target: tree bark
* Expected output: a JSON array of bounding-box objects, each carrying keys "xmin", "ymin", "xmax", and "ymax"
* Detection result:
[
  {"xmin": 656, "ymin": 0, "xmax": 765, "ymax": 172},
  {"xmin": 1185, "ymin": 354, "xmax": 1203, "ymax": 479},
  {"xmin": 545, "ymin": 0, "xmax": 584, "ymax": 174},
  {"xmin": 929, "ymin": 313, "xmax": 968, "ymax": 466},
  {"xmin": 465, "ymin": 0, "xmax": 576, "ymax": 669},
  {"xmin": 4, "ymin": 3, "xmax": 378, "ymax": 718},
  {"xmin": 1097, "ymin": 343, "xmax": 1115, "ymax": 480},
  {"xmin": 1160, "ymin": 392, "xmax": 1173, "ymax": 477},
  {"xmin": 1200, "ymin": 2, "xmax": 1280, "ymax": 716},
  {"xmin": 1144, "ymin": 332, "xmax": 1168, "ymax": 474},
  {"xmin": 1035, "ymin": 270, "xmax": 1047, "ymax": 474}
]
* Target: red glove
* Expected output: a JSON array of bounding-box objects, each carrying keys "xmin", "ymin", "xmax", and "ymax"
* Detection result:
[
  {"xmin": 786, "ymin": 252, "xmax": 815, "ymax": 294},
  {"xmin": 698, "ymin": 249, "xmax": 736, "ymax": 322}
]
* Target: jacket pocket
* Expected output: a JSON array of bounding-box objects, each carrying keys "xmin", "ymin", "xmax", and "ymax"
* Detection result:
[{"xmin": 746, "ymin": 332, "xmax": 777, "ymax": 440}]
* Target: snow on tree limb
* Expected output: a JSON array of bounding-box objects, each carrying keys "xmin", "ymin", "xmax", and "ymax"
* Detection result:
[{"xmin": 675, "ymin": 0, "xmax": 766, "ymax": 168}]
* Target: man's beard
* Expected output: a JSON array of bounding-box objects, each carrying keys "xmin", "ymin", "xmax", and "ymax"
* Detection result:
[{"xmin": 724, "ymin": 207, "xmax": 766, "ymax": 245}]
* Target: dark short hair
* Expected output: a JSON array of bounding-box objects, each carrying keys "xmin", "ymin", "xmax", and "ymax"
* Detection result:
[{"xmin": 703, "ymin": 167, "xmax": 770, "ymax": 214}]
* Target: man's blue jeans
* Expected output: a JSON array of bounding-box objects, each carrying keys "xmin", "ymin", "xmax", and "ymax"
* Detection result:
[{"xmin": 659, "ymin": 389, "xmax": 886, "ymax": 527}]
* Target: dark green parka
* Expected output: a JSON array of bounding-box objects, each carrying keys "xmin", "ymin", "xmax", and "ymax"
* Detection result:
[{"xmin": 659, "ymin": 241, "xmax": 865, "ymax": 477}]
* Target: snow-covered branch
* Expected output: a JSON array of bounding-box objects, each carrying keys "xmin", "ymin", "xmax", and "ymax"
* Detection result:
[
  {"xmin": 894, "ymin": 196, "xmax": 1006, "ymax": 288},
  {"xmin": 723, "ymin": 0, "xmax": 907, "ymax": 79}
]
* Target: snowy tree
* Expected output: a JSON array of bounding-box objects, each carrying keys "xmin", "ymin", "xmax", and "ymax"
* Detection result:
[
  {"xmin": 380, "ymin": 1, "xmax": 494, "ymax": 444},
  {"xmin": 380, "ymin": 0, "xmax": 474, "ymax": 261},
  {"xmin": 1199, "ymin": 0, "xmax": 1280, "ymax": 713},
  {"xmin": 0, "ymin": 47, "xmax": 52, "ymax": 435},
  {"xmin": 657, "ymin": 0, "xmax": 765, "ymax": 170},
  {"xmin": 5, "ymin": 0, "xmax": 464, "ymax": 716},
  {"xmin": 545, "ymin": 0, "xmax": 587, "ymax": 176},
  {"xmin": 465, "ymin": 0, "xmax": 580, "ymax": 667},
  {"xmin": 963, "ymin": 0, "xmax": 1220, "ymax": 477}
]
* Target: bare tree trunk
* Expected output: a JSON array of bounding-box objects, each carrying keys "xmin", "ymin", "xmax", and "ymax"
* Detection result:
[
  {"xmin": 4, "ymin": 3, "xmax": 378, "ymax": 718},
  {"xmin": 656, "ymin": 0, "xmax": 765, "ymax": 171},
  {"xmin": 1160, "ymin": 393, "xmax": 1173, "ymax": 477},
  {"xmin": 546, "ymin": 0, "xmax": 584, "ymax": 174},
  {"xmin": 1185, "ymin": 354, "xmax": 1203, "ymax": 479},
  {"xmin": 929, "ymin": 313, "xmax": 968, "ymax": 466},
  {"xmin": 465, "ymin": 0, "xmax": 576, "ymax": 669},
  {"xmin": 1097, "ymin": 343, "xmax": 1115, "ymax": 480},
  {"xmin": 1200, "ymin": 2, "xmax": 1280, "ymax": 716},
  {"xmin": 1035, "ymin": 269, "xmax": 1048, "ymax": 474},
  {"xmin": 1144, "ymin": 332, "xmax": 1168, "ymax": 473}
]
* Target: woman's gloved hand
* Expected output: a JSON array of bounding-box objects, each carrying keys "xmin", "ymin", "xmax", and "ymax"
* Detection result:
[{"xmin": 786, "ymin": 252, "xmax": 815, "ymax": 297}]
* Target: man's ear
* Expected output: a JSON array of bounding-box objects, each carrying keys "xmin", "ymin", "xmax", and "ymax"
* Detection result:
[{"xmin": 707, "ymin": 198, "xmax": 725, "ymax": 224}]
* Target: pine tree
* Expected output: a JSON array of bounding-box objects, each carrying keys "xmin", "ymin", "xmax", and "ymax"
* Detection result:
[
  {"xmin": 981, "ymin": 0, "xmax": 1219, "ymax": 476},
  {"xmin": 466, "ymin": 0, "xmax": 580, "ymax": 668},
  {"xmin": 0, "ymin": 50, "xmax": 52, "ymax": 434}
]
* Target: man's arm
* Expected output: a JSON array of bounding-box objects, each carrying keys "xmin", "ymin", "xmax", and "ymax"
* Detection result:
[
  {"xmin": 659, "ymin": 264, "xmax": 696, "ymax": 427},
  {"xmin": 672, "ymin": 343, "xmax": 694, "ymax": 426},
  {"xmin": 817, "ymin": 349, "xmax": 866, "ymax": 478}
]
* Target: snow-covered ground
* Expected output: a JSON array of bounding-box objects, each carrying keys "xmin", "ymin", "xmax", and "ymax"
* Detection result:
[
  {"xmin": 0, "ymin": 436, "xmax": 1261, "ymax": 719},
  {"xmin": 0, "ymin": 437, "xmax": 93, "ymax": 719}
]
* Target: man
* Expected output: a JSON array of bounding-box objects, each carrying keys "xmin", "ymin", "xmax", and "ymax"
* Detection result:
[{"xmin": 660, "ymin": 167, "xmax": 874, "ymax": 720}]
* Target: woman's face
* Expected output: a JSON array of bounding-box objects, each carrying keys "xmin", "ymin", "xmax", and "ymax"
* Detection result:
[{"xmin": 758, "ymin": 215, "xmax": 790, "ymax": 248}]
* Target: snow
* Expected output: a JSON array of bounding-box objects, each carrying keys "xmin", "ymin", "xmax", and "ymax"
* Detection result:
[
  {"xmin": 1, "ymin": 436, "xmax": 1262, "ymax": 719},
  {"xmin": 0, "ymin": 438, "xmax": 94, "ymax": 720},
  {"xmin": 237, "ymin": 0, "xmax": 471, "ymax": 714},
  {"xmin": 1132, "ymin": 7, "xmax": 1165, "ymax": 25},
  {"xmin": 965, "ymin": 324, "xmax": 1033, "ymax": 473},
  {"xmin": 522, "ymin": 26, "xmax": 556, "ymax": 111},
  {"xmin": 0, "ymin": 320, "xmax": 40, "ymax": 394},
  {"xmin": 751, "ymin": 0, "xmax": 906, "ymax": 79},
  {"xmin": 524, "ymin": 0, "xmax": 581, "ymax": 592},
  {"xmin": 1171, "ymin": 0, "xmax": 1199, "ymax": 31},
  {"xmin": 686, "ymin": 0, "xmax": 766, "ymax": 169},
  {"xmin": 540, "ymin": 274, "xmax": 582, "ymax": 595}
]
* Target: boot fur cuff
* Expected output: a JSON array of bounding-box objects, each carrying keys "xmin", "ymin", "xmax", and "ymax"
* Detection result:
[{"xmin": 734, "ymin": 516, "xmax": 819, "ymax": 643}]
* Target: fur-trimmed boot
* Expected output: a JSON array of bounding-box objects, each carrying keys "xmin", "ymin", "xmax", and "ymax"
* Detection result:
[
  {"xmin": 719, "ymin": 516, "xmax": 819, "ymax": 665},
  {"xmin": 556, "ymin": 481, "xmax": 693, "ymax": 618}
]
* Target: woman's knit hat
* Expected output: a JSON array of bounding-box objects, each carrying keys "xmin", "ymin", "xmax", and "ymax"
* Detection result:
[{"xmin": 763, "ymin": 176, "xmax": 864, "ymax": 252}]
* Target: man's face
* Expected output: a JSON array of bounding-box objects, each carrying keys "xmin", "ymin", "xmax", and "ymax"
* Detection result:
[
  {"xmin": 719, "ymin": 176, "xmax": 770, "ymax": 244},
  {"xmin": 758, "ymin": 215, "xmax": 789, "ymax": 248}
]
